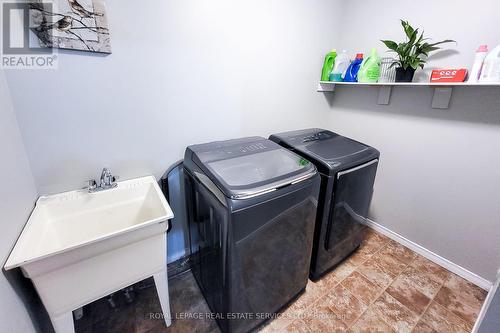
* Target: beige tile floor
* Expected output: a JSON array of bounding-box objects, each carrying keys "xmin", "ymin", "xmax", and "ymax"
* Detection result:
[
  {"xmin": 74, "ymin": 227, "xmax": 488, "ymax": 333},
  {"xmin": 260, "ymin": 227, "xmax": 488, "ymax": 333}
]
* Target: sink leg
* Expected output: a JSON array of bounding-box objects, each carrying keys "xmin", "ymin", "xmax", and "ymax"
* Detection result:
[
  {"xmin": 153, "ymin": 268, "xmax": 172, "ymax": 327},
  {"xmin": 50, "ymin": 311, "xmax": 75, "ymax": 333}
]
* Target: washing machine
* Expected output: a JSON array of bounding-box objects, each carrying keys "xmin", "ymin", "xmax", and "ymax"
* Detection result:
[
  {"xmin": 183, "ymin": 137, "xmax": 320, "ymax": 333},
  {"xmin": 269, "ymin": 129, "xmax": 379, "ymax": 281}
]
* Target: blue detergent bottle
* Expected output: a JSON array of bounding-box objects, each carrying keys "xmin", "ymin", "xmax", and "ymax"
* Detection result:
[{"xmin": 343, "ymin": 53, "xmax": 363, "ymax": 82}]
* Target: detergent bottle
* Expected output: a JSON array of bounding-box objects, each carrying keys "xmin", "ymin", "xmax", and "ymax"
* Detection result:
[
  {"xmin": 321, "ymin": 49, "xmax": 337, "ymax": 81},
  {"xmin": 358, "ymin": 48, "xmax": 381, "ymax": 83},
  {"xmin": 343, "ymin": 53, "xmax": 363, "ymax": 82},
  {"xmin": 479, "ymin": 44, "xmax": 500, "ymax": 82},
  {"xmin": 329, "ymin": 50, "xmax": 350, "ymax": 82}
]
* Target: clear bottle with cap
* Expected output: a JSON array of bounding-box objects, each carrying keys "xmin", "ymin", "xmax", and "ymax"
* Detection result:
[{"xmin": 329, "ymin": 50, "xmax": 350, "ymax": 82}]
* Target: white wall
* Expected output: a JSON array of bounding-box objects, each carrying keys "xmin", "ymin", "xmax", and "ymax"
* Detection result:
[
  {"xmin": 0, "ymin": 71, "xmax": 37, "ymax": 332},
  {"xmin": 5, "ymin": 0, "xmax": 341, "ymax": 194},
  {"xmin": 326, "ymin": 0, "xmax": 500, "ymax": 282}
]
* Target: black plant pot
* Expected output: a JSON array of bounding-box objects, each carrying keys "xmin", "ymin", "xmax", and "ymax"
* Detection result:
[{"xmin": 395, "ymin": 67, "xmax": 416, "ymax": 82}]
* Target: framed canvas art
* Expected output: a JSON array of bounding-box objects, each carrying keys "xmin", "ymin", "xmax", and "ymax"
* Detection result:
[{"xmin": 30, "ymin": 0, "xmax": 111, "ymax": 54}]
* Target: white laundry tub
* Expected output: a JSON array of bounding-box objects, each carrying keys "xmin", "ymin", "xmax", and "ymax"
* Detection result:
[{"xmin": 5, "ymin": 176, "xmax": 174, "ymax": 333}]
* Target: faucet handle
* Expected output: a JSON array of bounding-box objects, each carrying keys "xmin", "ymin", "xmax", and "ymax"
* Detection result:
[
  {"xmin": 100, "ymin": 167, "xmax": 110, "ymax": 178},
  {"xmin": 92, "ymin": 168, "xmax": 118, "ymax": 190},
  {"xmin": 87, "ymin": 179, "xmax": 97, "ymax": 192}
]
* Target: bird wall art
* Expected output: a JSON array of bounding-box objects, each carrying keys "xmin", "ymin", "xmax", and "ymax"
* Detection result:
[{"xmin": 30, "ymin": 0, "xmax": 111, "ymax": 54}]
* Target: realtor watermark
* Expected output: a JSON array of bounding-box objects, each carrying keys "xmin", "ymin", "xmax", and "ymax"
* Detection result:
[
  {"xmin": 1, "ymin": 1, "xmax": 57, "ymax": 69},
  {"xmin": 146, "ymin": 311, "xmax": 347, "ymax": 321}
]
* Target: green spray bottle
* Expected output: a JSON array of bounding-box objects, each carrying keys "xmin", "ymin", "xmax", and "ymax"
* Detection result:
[
  {"xmin": 321, "ymin": 49, "xmax": 337, "ymax": 81},
  {"xmin": 358, "ymin": 48, "xmax": 381, "ymax": 83}
]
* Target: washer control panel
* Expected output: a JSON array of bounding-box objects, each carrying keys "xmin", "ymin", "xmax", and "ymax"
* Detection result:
[{"xmin": 237, "ymin": 142, "xmax": 267, "ymax": 153}]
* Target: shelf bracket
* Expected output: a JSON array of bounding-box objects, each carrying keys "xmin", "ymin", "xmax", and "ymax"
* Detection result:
[
  {"xmin": 316, "ymin": 82, "xmax": 455, "ymax": 109},
  {"xmin": 317, "ymin": 82, "xmax": 335, "ymax": 92},
  {"xmin": 432, "ymin": 87, "xmax": 453, "ymax": 109},
  {"xmin": 377, "ymin": 86, "xmax": 392, "ymax": 105}
]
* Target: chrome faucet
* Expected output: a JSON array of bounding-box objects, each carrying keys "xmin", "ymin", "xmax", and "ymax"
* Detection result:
[{"xmin": 87, "ymin": 168, "xmax": 118, "ymax": 193}]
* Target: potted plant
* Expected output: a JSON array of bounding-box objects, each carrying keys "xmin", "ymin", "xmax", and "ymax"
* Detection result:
[{"xmin": 381, "ymin": 20, "xmax": 455, "ymax": 82}]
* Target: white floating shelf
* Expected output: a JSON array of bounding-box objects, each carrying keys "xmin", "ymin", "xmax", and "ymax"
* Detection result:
[{"xmin": 317, "ymin": 81, "xmax": 500, "ymax": 109}]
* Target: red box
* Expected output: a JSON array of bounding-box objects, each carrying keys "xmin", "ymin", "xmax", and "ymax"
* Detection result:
[{"xmin": 430, "ymin": 68, "xmax": 468, "ymax": 82}]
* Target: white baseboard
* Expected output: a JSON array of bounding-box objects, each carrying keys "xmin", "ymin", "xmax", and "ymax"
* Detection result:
[{"xmin": 363, "ymin": 219, "xmax": 493, "ymax": 291}]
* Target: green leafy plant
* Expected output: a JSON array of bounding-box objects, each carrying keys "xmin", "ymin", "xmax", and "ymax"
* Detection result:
[{"xmin": 381, "ymin": 20, "xmax": 455, "ymax": 70}]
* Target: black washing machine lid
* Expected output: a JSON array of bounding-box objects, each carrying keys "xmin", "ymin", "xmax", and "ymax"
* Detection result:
[
  {"xmin": 269, "ymin": 129, "xmax": 380, "ymax": 174},
  {"xmin": 187, "ymin": 137, "xmax": 317, "ymax": 199}
]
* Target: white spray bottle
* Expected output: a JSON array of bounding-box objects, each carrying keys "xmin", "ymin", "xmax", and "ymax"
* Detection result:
[
  {"xmin": 480, "ymin": 45, "xmax": 500, "ymax": 82},
  {"xmin": 468, "ymin": 45, "xmax": 488, "ymax": 83}
]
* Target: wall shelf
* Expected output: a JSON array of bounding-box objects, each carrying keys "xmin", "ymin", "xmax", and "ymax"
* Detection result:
[{"xmin": 317, "ymin": 81, "xmax": 500, "ymax": 109}]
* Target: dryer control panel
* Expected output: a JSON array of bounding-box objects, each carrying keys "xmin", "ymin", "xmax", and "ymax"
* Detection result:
[{"xmin": 302, "ymin": 131, "xmax": 333, "ymax": 143}]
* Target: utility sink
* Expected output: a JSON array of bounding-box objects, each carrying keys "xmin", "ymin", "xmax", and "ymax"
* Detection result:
[{"xmin": 5, "ymin": 175, "xmax": 174, "ymax": 333}]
